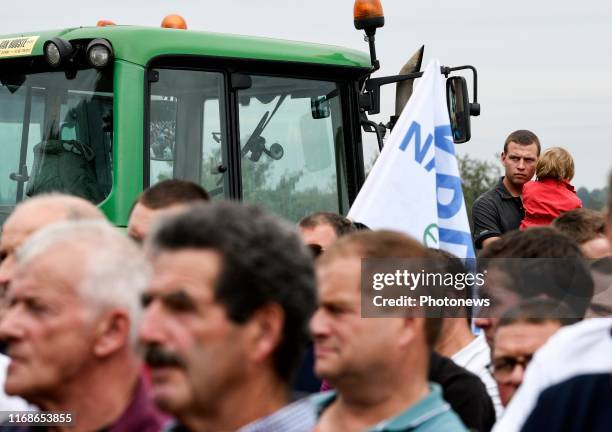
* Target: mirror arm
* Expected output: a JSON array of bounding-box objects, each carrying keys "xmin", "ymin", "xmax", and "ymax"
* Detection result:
[
  {"xmin": 364, "ymin": 71, "xmax": 424, "ymax": 92},
  {"xmin": 360, "ymin": 71, "xmax": 424, "ymax": 115},
  {"xmin": 360, "ymin": 116, "xmax": 386, "ymax": 151},
  {"xmin": 360, "ymin": 65, "xmax": 481, "ymax": 116}
]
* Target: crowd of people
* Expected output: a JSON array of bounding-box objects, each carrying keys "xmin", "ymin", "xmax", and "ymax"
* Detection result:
[{"xmin": 0, "ymin": 128, "xmax": 609, "ymax": 431}]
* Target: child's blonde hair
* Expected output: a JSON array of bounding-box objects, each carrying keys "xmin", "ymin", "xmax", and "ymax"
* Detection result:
[{"xmin": 536, "ymin": 147, "xmax": 575, "ymax": 181}]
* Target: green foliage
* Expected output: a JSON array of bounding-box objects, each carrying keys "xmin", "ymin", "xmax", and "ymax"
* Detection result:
[
  {"xmin": 577, "ymin": 186, "xmax": 609, "ymax": 211},
  {"xmin": 457, "ymin": 154, "xmax": 501, "ymax": 230},
  {"xmin": 241, "ymin": 156, "xmax": 337, "ymax": 222},
  {"xmin": 157, "ymin": 147, "xmax": 338, "ymax": 222}
]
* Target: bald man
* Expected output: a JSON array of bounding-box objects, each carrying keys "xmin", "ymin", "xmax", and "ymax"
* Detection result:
[{"xmin": 0, "ymin": 194, "xmax": 105, "ymax": 298}]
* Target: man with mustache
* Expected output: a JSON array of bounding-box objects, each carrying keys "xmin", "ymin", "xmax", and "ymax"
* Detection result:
[
  {"xmin": 0, "ymin": 220, "xmax": 165, "ymax": 431},
  {"xmin": 472, "ymin": 130, "xmax": 540, "ymax": 249},
  {"xmin": 140, "ymin": 202, "xmax": 317, "ymax": 432}
]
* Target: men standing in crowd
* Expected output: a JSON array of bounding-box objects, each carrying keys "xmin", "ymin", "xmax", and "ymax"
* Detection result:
[
  {"xmin": 0, "ymin": 221, "xmax": 165, "ymax": 431},
  {"xmin": 475, "ymin": 227, "xmax": 593, "ymax": 347},
  {"xmin": 489, "ymin": 299, "xmax": 578, "ymax": 408},
  {"xmin": 431, "ymin": 249, "xmax": 502, "ymax": 418},
  {"xmin": 127, "ymin": 179, "xmax": 209, "ymax": 243},
  {"xmin": 472, "ymin": 130, "xmax": 540, "ymax": 249},
  {"xmin": 296, "ymin": 211, "xmax": 356, "ymax": 392},
  {"xmin": 139, "ymin": 202, "xmax": 317, "ymax": 431},
  {"xmin": 311, "ymin": 231, "xmax": 467, "ymax": 431},
  {"xmin": 495, "ymin": 172, "xmax": 612, "ymax": 432},
  {"xmin": 298, "ymin": 211, "xmax": 356, "ymax": 257},
  {"xmin": 0, "ymin": 194, "xmax": 106, "ymax": 416}
]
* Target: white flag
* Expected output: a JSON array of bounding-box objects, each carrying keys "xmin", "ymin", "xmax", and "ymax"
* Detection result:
[{"xmin": 349, "ymin": 59, "xmax": 475, "ymax": 260}]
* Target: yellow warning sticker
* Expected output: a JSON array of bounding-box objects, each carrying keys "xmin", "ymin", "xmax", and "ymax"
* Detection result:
[{"xmin": 0, "ymin": 36, "xmax": 39, "ymax": 58}]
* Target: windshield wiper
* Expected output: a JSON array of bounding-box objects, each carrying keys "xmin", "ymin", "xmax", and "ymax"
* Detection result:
[{"xmin": 240, "ymin": 93, "xmax": 287, "ymax": 161}]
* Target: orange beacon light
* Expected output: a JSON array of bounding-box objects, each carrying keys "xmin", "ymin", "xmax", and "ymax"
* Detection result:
[{"xmin": 161, "ymin": 14, "xmax": 188, "ymax": 30}]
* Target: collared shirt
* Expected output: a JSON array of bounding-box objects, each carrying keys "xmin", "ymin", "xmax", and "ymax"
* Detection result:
[
  {"xmin": 452, "ymin": 333, "xmax": 503, "ymax": 419},
  {"xmin": 103, "ymin": 375, "xmax": 168, "ymax": 432},
  {"xmin": 237, "ymin": 398, "xmax": 317, "ymax": 432},
  {"xmin": 165, "ymin": 398, "xmax": 317, "ymax": 432},
  {"xmin": 0, "ymin": 375, "xmax": 167, "ymax": 432},
  {"xmin": 472, "ymin": 177, "xmax": 524, "ymax": 249},
  {"xmin": 311, "ymin": 383, "xmax": 467, "ymax": 432},
  {"xmin": 429, "ymin": 352, "xmax": 496, "ymax": 431}
]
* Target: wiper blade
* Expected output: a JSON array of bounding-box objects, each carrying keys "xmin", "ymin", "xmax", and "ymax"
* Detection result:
[{"xmin": 241, "ymin": 94, "xmax": 287, "ymax": 160}]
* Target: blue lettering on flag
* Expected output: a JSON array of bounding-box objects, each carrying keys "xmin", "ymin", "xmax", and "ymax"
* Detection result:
[
  {"xmin": 434, "ymin": 124, "xmax": 454, "ymax": 154},
  {"xmin": 398, "ymin": 121, "xmax": 435, "ymax": 171},
  {"xmin": 436, "ymin": 174, "xmax": 464, "ymax": 219},
  {"xmin": 439, "ymin": 227, "xmax": 476, "ymax": 260}
]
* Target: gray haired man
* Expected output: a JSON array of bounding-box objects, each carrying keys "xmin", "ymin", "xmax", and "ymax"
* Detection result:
[
  {"xmin": 0, "ymin": 220, "xmax": 165, "ymax": 431},
  {"xmin": 0, "ymin": 194, "xmax": 106, "ymax": 416}
]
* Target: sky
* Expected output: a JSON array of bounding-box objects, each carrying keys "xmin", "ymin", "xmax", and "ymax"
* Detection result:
[{"xmin": 6, "ymin": 0, "xmax": 611, "ymax": 189}]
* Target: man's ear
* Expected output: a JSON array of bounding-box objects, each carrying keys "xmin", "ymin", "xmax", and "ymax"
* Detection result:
[
  {"xmin": 93, "ymin": 309, "xmax": 131, "ymax": 357},
  {"xmin": 397, "ymin": 317, "xmax": 419, "ymax": 348},
  {"xmin": 245, "ymin": 303, "xmax": 284, "ymax": 364}
]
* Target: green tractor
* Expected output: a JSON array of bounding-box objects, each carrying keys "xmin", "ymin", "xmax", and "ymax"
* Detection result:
[{"xmin": 0, "ymin": 0, "xmax": 478, "ymax": 226}]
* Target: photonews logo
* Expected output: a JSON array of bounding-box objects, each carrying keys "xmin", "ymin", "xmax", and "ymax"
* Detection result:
[{"xmin": 423, "ymin": 223, "xmax": 438, "ymax": 247}]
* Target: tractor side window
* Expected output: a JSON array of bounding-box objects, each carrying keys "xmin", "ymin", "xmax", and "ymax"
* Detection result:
[
  {"xmin": 0, "ymin": 91, "xmax": 26, "ymax": 207},
  {"xmin": 148, "ymin": 69, "xmax": 227, "ymax": 198},
  {"xmin": 0, "ymin": 64, "xmax": 113, "ymax": 225}
]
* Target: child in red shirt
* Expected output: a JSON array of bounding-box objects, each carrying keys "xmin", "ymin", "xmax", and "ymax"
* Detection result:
[{"xmin": 520, "ymin": 147, "xmax": 582, "ymax": 229}]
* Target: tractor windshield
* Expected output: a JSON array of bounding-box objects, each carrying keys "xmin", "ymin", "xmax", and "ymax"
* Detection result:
[{"xmin": 148, "ymin": 67, "xmax": 350, "ymax": 222}]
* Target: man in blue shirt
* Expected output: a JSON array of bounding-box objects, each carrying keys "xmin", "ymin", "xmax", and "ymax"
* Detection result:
[{"xmin": 310, "ymin": 231, "xmax": 467, "ymax": 432}]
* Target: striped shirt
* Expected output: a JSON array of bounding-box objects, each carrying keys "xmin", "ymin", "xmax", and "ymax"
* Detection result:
[{"xmin": 237, "ymin": 398, "xmax": 317, "ymax": 432}]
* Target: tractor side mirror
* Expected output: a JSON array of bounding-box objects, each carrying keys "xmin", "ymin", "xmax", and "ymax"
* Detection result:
[{"xmin": 446, "ymin": 76, "xmax": 471, "ymax": 144}]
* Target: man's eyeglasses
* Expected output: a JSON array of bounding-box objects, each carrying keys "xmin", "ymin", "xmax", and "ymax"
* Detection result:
[{"xmin": 487, "ymin": 354, "xmax": 534, "ymax": 380}]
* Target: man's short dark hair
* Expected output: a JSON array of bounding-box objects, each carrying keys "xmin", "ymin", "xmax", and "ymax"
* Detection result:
[
  {"xmin": 298, "ymin": 212, "xmax": 356, "ymax": 237},
  {"xmin": 149, "ymin": 201, "xmax": 315, "ymax": 383},
  {"xmin": 498, "ymin": 298, "xmax": 581, "ymax": 328},
  {"xmin": 552, "ymin": 208, "xmax": 606, "ymax": 244},
  {"xmin": 503, "ymin": 129, "xmax": 541, "ymax": 155},
  {"xmin": 479, "ymin": 227, "xmax": 593, "ymax": 317},
  {"xmin": 138, "ymin": 180, "xmax": 209, "ymax": 210}
]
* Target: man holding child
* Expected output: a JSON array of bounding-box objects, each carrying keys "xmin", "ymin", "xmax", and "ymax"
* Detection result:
[{"xmin": 472, "ymin": 130, "xmax": 540, "ymax": 249}]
